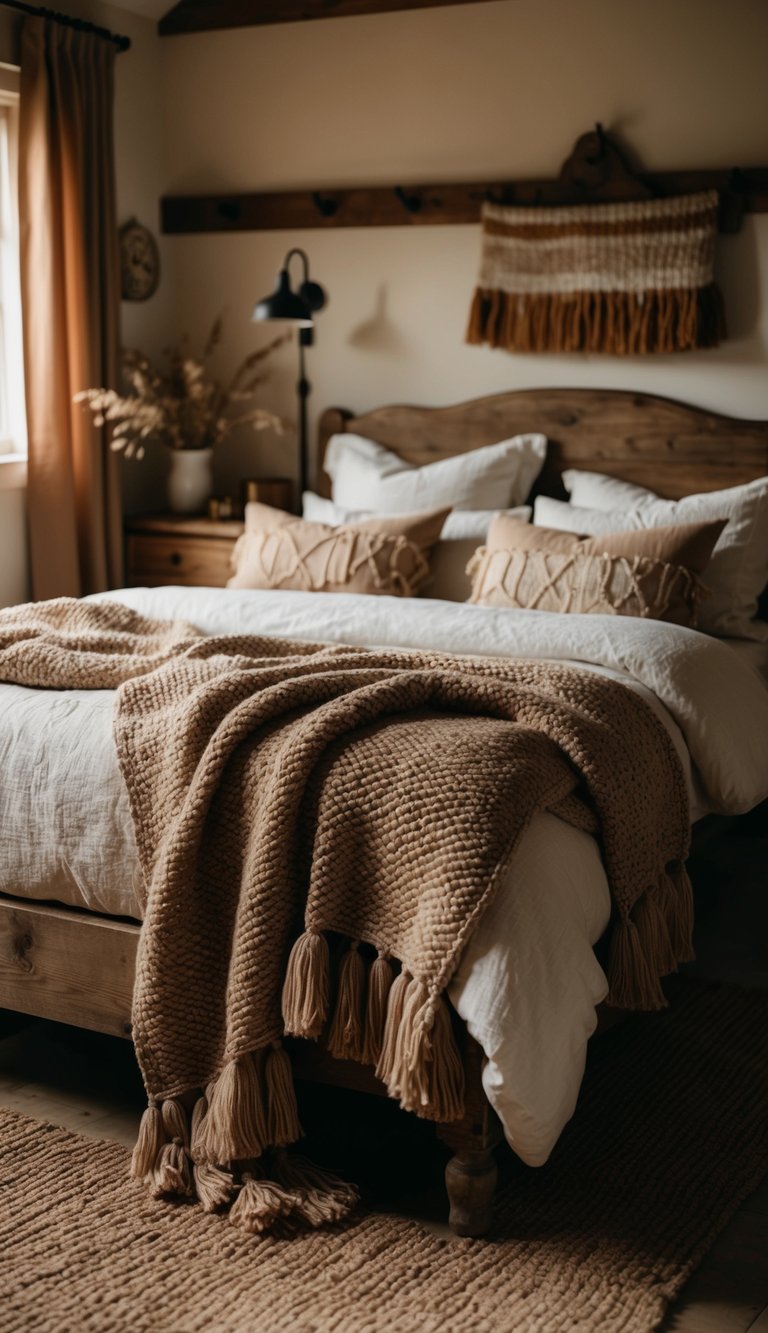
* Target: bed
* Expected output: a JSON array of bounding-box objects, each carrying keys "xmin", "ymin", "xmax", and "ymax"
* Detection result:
[{"xmin": 1, "ymin": 387, "xmax": 767, "ymax": 1237}]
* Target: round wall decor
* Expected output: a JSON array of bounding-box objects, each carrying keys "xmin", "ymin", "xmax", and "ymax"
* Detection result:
[{"xmin": 119, "ymin": 217, "xmax": 160, "ymax": 301}]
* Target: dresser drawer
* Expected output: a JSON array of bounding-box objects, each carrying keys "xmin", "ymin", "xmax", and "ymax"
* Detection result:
[{"xmin": 126, "ymin": 534, "xmax": 238, "ymax": 587}]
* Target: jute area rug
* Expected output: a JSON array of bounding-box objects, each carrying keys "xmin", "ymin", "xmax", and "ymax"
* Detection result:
[{"xmin": 1, "ymin": 981, "xmax": 766, "ymax": 1333}]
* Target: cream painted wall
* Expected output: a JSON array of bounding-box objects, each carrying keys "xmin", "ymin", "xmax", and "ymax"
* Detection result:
[
  {"xmin": 158, "ymin": 0, "xmax": 768, "ymax": 496},
  {"xmin": 0, "ymin": 489, "xmax": 28, "ymax": 609}
]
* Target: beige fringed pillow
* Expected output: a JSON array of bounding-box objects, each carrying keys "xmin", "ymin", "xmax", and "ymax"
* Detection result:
[
  {"xmin": 468, "ymin": 515, "xmax": 726, "ymax": 627},
  {"xmin": 228, "ymin": 502, "xmax": 449, "ymax": 597}
]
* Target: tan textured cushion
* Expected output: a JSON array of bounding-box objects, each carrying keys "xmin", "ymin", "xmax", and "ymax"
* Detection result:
[
  {"xmin": 228, "ymin": 502, "xmax": 449, "ymax": 596},
  {"xmin": 468, "ymin": 516, "xmax": 726, "ymax": 626},
  {"xmin": 487, "ymin": 514, "xmax": 726, "ymax": 573}
]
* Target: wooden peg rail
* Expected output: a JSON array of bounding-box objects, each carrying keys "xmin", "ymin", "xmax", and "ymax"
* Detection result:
[{"xmin": 161, "ymin": 166, "xmax": 768, "ymax": 236}]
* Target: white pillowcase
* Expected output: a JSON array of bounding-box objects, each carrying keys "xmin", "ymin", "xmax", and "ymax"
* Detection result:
[
  {"xmin": 561, "ymin": 469, "xmax": 655, "ymax": 511},
  {"xmin": 535, "ymin": 476, "xmax": 768, "ymax": 641},
  {"xmin": 303, "ymin": 491, "xmax": 531, "ymax": 538},
  {"xmin": 303, "ymin": 492, "xmax": 532, "ymax": 602},
  {"xmin": 324, "ymin": 431, "xmax": 546, "ymax": 513}
]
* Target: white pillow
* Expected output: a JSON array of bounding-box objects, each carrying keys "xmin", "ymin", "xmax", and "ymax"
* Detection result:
[
  {"xmin": 303, "ymin": 492, "xmax": 532, "ymax": 601},
  {"xmin": 302, "ymin": 492, "xmax": 531, "ymax": 538},
  {"xmin": 324, "ymin": 431, "xmax": 546, "ymax": 513},
  {"xmin": 562, "ymin": 469, "xmax": 659, "ymax": 511},
  {"xmin": 535, "ymin": 484, "xmax": 768, "ymax": 642}
]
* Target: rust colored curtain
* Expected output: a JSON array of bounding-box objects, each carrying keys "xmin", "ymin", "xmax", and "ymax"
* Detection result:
[{"xmin": 19, "ymin": 17, "xmax": 122, "ymax": 600}]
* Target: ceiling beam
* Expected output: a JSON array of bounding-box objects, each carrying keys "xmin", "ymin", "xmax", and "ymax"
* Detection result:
[{"xmin": 158, "ymin": 0, "xmax": 506, "ymax": 37}]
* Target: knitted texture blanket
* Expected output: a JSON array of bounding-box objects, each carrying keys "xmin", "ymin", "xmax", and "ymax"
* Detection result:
[{"xmin": 0, "ymin": 599, "xmax": 694, "ymax": 1231}]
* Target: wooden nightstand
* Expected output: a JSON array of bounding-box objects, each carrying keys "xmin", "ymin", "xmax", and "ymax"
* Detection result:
[{"xmin": 125, "ymin": 514, "xmax": 244, "ymax": 588}]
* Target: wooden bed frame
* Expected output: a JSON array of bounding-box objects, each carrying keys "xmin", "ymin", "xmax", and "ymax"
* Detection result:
[{"xmin": 1, "ymin": 387, "xmax": 767, "ymax": 1236}]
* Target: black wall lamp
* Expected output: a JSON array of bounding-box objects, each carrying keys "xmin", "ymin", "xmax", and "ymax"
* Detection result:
[{"xmin": 252, "ymin": 248, "xmax": 327, "ymax": 503}]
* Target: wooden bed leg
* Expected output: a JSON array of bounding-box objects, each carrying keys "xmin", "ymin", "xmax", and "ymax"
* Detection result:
[
  {"xmin": 443, "ymin": 1144, "xmax": 498, "ymax": 1237},
  {"xmin": 436, "ymin": 1032, "xmax": 502, "ymax": 1237}
]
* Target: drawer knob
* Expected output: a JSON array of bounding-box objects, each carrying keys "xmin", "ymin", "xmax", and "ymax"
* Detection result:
[{"xmin": 170, "ymin": 551, "xmax": 182, "ymax": 567}]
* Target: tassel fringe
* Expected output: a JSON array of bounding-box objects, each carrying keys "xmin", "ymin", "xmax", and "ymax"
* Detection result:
[
  {"xmin": 272, "ymin": 1150, "xmax": 359, "ymax": 1228},
  {"xmin": 607, "ymin": 864, "xmax": 696, "ymax": 1010},
  {"xmin": 466, "ymin": 284, "xmax": 726, "ymax": 355},
  {"xmin": 377, "ymin": 977, "xmax": 465, "ymax": 1121},
  {"xmin": 194, "ymin": 1161, "xmax": 236, "ymax": 1212},
  {"xmin": 229, "ymin": 1170, "xmax": 300, "ymax": 1236},
  {"xmin": 633, "ymin": 888, "xmax": 677, "ymax": 979},
  {"xmin": 665, "ymin": 864, "xmax": 695, "ymax": 963},
  {"xmin": 363, "ymin": 952, "xmax": 395, "ymax": 1066},
  {"xmin": 200, "ymin": 1054, "xmax": 268, "ymax": 1164},
  {"xmin": 326, "ymin": 942, "xmax": 366, "ymax": 1062},
  {"xmin": 282, "ymin": 930, "xmax": 330, "ymax": 1039},
  {"xmin": 265, "ymin": 1042, "xmax": 302, "ymax": 1147},
  {"xmin": 130, "ymin": 1099, "xmax": 164, "ymax": 1180},
  {"xmin": 151, "ymin": 1100, "xmax": 195, "ymax": 1199},
  {"xmin": 375, "ymin": 967, "xmax": 413, "ymax": 1087}
]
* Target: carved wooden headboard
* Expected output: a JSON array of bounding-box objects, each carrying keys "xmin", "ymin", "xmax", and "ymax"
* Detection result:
[{"xmin": 318, "ymin": 388, "xmax": 768, "ymax": 501}]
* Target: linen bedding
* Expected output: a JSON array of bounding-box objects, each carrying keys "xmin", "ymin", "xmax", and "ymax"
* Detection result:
[{"xmin": 1, "ymin": 588, "xmax": 767, "ymax": 1170}]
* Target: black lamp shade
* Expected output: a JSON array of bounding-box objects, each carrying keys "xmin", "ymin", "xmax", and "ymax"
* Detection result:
[
  {"xmin": 252, "ymin": 269, "xmax": 313, "ymax": 325},
  {"xmin": 297, "ymin": 279, "xmax": 326, "ymax": 314}
]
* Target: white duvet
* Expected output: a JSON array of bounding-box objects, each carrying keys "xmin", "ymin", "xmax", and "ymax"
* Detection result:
[{"xmin": 1, "ymin": 586, "xmax": 767, "ymax": 1167}]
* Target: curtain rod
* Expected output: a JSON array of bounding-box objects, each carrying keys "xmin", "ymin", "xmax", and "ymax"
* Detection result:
[{"xmin": 1, "ymin": 0, "xmax": 131, "ymax": 51}]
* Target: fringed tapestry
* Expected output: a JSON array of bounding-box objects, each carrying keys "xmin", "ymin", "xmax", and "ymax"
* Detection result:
[{"xmin": 466, "ymin": 190, "xmax": 725, "ymax": 355}]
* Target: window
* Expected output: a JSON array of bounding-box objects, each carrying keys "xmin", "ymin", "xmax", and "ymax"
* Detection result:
[{"xmin": 0, "ymin": 66, "xmax": 26, "ymax": 459}]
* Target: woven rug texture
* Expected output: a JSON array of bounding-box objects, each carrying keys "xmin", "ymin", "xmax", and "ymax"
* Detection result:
[{"xmin": 1, "ymin": 981, "xmax": 766, "ymax": 1333}]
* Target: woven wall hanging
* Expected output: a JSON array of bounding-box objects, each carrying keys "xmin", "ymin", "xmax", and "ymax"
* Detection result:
[{"xmin": 466, "ymin": 190, "xmax": 726, "ymax": 355}]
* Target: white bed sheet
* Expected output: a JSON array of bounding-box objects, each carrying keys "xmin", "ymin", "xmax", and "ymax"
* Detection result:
[
  {"xmin": 1, "ymin": 587, "xmax": 767, "ymax": 1168},
  {"xmin": 723, "ymin": 636, "xmax": 768, "ymax": 682}
]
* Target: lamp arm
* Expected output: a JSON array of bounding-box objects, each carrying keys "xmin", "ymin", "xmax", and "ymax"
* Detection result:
[{"xmin": 283, "ymin": 247, "xmax": 310, "ymax": 285}]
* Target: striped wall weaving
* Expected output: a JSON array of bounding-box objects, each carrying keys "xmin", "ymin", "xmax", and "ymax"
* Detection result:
[{"xmin": 466, "ymin": 190, "xmax": 725, "ymax": 355}]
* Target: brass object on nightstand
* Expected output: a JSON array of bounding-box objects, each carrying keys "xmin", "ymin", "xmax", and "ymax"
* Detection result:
[{"xmin": 242, "ymin": 477, "xmax": 293, "ymax": 512}]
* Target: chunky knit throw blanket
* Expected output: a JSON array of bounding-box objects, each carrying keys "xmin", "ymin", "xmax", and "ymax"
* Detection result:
[
  {"xmin": 466, "ymin": 190, "xmax": 725, "ymax": 355},
  {"xmin": 0, "ymin": 599, "xmax": 694, "ymax": 1232}
]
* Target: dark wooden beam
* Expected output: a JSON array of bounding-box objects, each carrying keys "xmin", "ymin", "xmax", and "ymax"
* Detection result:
[
  {"xmin": 158, "ymin": 0, "xmax": 505, "ymax": 37},
  {"xmin": 161, "ymin": 168, "xmax": 768, "ymax": 236}
]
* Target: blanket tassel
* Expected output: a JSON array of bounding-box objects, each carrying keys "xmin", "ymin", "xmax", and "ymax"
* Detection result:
[
  {"xmin": 363, "ymin": 952, "xmax": 395, "ymax": 1066},
  {"xmin": 130, "ymin": 1098, "xmax": 164, "ymax": 1180},
  {"xmin": 200, "ymin": 1053, "xmax": 268, "ymax": 1164},
  {"xmin": 607, "ymin": 918, "xmax": 667, "ymax": 1011},
  {"xmin": 190, "ymin": 1096, "xmax": 235, "ymax": 1212},
  {"xmin": 327, "ymin": 941, "xmax": 366, "ymax": 1062},
  {"xmin": 229, "ymin": 1168, "xmax": 300, "ymax": 1236},
  {"xmin": 151, "ymin": 1099, "xmax": 195, "ymax": 1199},
  {"xmin": 633, "ymin": 889, "xmax": 678, "ymax": 979},
  {"xmin": 272, "ymin": 1149, "xmax": 359, "ymax": 1227},
  {"xmin": 664, "ymin": 863, "xmax": 695, "ymax": 964},
  {"xmin": 379, "ymin": 976, "xmax": 465, "ymax": 1121},
  {"xmin": 282, "ymin": 930, "xmax": 330, "ymax": 1039},
  {"xmin": 375, "ymin": 967, "xmax": 412, "ymax": 1086},
  {"xmin": 265, "ymin": 1042, "xmax": 302, "ymax": 1146}
]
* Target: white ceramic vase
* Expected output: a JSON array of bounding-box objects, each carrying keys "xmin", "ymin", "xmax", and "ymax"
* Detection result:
[{"xmin": 167, "ymin": 447, "xmax": 213, "ymax": 514}]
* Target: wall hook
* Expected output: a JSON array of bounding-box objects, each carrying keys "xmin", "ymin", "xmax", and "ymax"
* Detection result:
[
  {"xmin": 312, "ymin": 192, "xmax": 338, "ymax": 218},
  {"xmin": 394, "ymin": 186, "xmax": 422, "ymax": 214}
]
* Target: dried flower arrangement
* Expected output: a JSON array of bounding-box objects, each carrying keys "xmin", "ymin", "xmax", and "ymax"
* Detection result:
[{"xmin": 75, "ymin": 317, "xmax": 288, "ymax": 458}]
